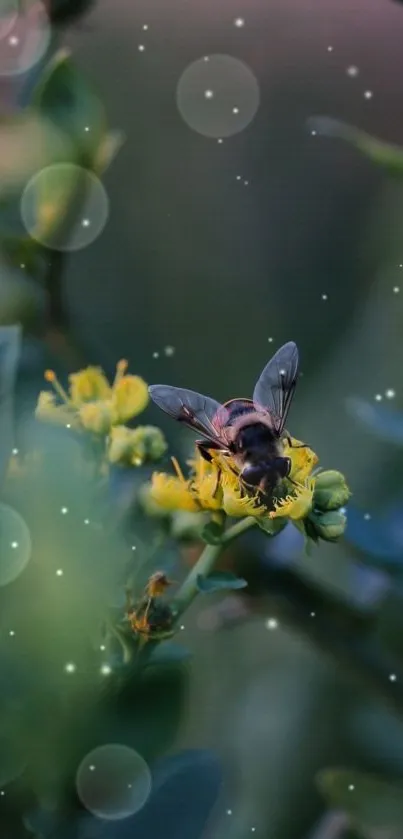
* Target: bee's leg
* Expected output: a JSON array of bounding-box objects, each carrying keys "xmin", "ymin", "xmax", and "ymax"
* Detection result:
[
  {"xmin": 196, "ymin": 439, "xmax": 221, "ymax": 463},
  {"xmin": 285, "ymin": 435, "xmax": 310, "ymax": 449}
]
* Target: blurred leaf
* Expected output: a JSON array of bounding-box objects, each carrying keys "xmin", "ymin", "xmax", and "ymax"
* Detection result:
[
  {"xmin": 0, "ymin": 112, "xmax": 73, "ymax": 201},
  {"xmin": 256, "ymin": 516, "xmax": 287, "ymax": 536},
  {"xmin": 0, "ymin": 326, "xmax": 21, "ymax": 491},
  {"xmin": 25, "ymin": 161, "xmax": 83, "ymax": 248},
  {"xmin": 93, "ymin": 130, "xmax": 126, "ymax": 174},
  {"xmin": 81, "ymin": 749, "xmax": 222, "ymax": 839},
  {"xmin": 147, "ymin": 642, "xmax": 192, "ymax": 665},
  {"xmin": 32, "ymin": 49, "xmax": 106, "ymax": 169},
  {"xmin": 347, "ymin": 397, "xmax": 403, "ymax": 446},
  {"xmin": 1, "ymin": 236, "xmax": 44, "ymax": 277},
  {"xmin": 47, "ymin": 0, "xmax": 96, "ymax": 24},
  {"xmin": 308, "ymin": 117, "xmax": 403, "ymax": 175},
  {"xmin": 318, "ymin": 767, "xmax": 403, "ymax": 839},
  {"xmin": 196, "ymin": 571, "xmax": 247, "ymax": 592}
]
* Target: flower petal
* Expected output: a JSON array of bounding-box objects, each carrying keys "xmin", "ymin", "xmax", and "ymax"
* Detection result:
[
  {"xmin": 150, "ymin": 472, "xmax": 199, "ymax": 512},
  {"xmin": 112, "ymin": 375, "xmax": 149, "ymax": 423},
  {"xmin": 69, "ymin": 366, "xmax": 111, "ymax": 405}
]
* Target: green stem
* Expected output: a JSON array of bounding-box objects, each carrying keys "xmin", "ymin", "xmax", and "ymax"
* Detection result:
[{"xmin": 173, "ymin": 516, "xmax": 257, "ymax": 619}]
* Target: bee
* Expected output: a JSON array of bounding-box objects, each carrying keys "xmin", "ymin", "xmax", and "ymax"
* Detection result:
[
  {"xmin": 149, "ymin": 341, "xmax": 305, "ymax": 503},
  {"xmin": 126, "ymin": 572, "xmax": 174, "ymax": 636}
]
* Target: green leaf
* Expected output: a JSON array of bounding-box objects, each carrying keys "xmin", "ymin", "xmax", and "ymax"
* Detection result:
[
  {"xmin": 201, "ymin": 520, "xmax": 224, "ymax": 545},
  {"xmin": 196, "ymin": 572, "xmax": 247, "ymax": 593},
  {"xmin": 308, "ymin": 117, "xmax": 403, "ymax": 176},
  {"xmin": 318, "ymin": 767, "xmax": 403, "ymax": 839},
  {"xmin": 32, "ymin": 49, "xmax": 107, "ymax": 169},
  {"xmin": 256, "ymin": 516, "xmax": 287, "ymax": 536}
]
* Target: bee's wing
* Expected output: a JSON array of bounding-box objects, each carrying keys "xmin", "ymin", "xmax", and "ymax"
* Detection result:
[
  {"xmin": 149, "ymin": 384, "xmax": 230, "ymax": 445},
  {"xmin": 252, "ymin": 341, "xmax": 299, "ymax": 435}
]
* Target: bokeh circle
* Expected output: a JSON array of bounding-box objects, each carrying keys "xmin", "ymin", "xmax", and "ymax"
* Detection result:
[
  {"xmin": 0, "ymin": 503, "xmax": 31, "ymax": 586},
  {"xmin": 76, "ymin": 744, "xmax": 152, "ymax": 820},
  {"xmin": 176, "ymin": 54, "xmax": 260, "ymax": 138},
  {"xmin": 21, "ymin": 164, "xmax": 109, "ymax": 252},
  {"xmin": 0, "ymin": 1, "xmax": 51, "ymax": 77}
]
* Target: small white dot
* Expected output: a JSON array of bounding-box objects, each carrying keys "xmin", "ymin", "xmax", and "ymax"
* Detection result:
[
  {"xmin": 100, "ymin": 644, "xmax": 106, "ymax": 651},
  {"xmin": 364, "ymin": 513, "xmax": 371, "ymax": 520},
  {"xmin": 0, "ymin": 790, "xmax": 4, "ymax": 796},
  {"xmin": 399, "ymin": 263, "xmax": 403, "ymax": 268},
  {"xmin": 65, "ymin": 662, "xmax": 76, "ymax": 673},
  {"xmin": 89, "ymin": 765, "xmax": 95, "ymax": 771},
  {"xmin": 204, "ymin": 89, "xmax": 214, "ymax": 99},
  {"xmin": 346, "ymin": 65, "xmax": 359, "ymax": 77},
  {"xmin": 20, "ymin": 263, "xmax": 25, "ymax": 268},
  {"xmin": 10, "ymin": 541, "xmax": 18, "ymax": 549},
  {"xmin": 234, "ymin": 17, "xmax": 245, "ymax": 27},
  {"xmin": 227, "ymin": 809, "xmax": 233, "ymax": 815},
  {"xmin": 394, "ymin": 286, "xmax": 400, "ymax": 293},
  {"xmin": 164, "ymin": 345, "xmax": 175, "ymax": 356},
  {"xmin": 66, "ymin": 423, "xmax": 71, "ymax": 429},
  {"xmin": 84, "ymin": 126, "xmax": 90, "ymax": 132},
  {"xmin": 180, "ymin": 625, "xmax": 185, "ymax": 630},
  {"xmin": 327, "ymin": 45, "xmax": 333, "ymax": 52},
  {"xmin": 203, "ymin": 56, "xmax": 209, "ymax": 62},
  {"xmin": 217, "ymin": 138, "xmax": 223, "ymax": 144},
  {"xmin": 9, "ymin": 630, "xmax": 15, "ymax": 637},
  {"xmin": 56, "ymin": 569, "xmax": 63, "ymax": 577},
  {"xmin": 131, "ymin": 545, "xmax": 137, "ymax": 551},
  {"xmin": 348, "ymin": 784, "xmax": 355, "ymax": 791},
  {"xmin": 12, "ymin": 448, "xmax": 18, "ymax": 455},
  {"xmin": 279, "ymin": 368, "xmax": 286, "ymax": 376},
  {"xmin": 390, "ymin": 673, "xmax": 397, "ymax": 682},
  {"xmin": 236, "ymin": 175, "xmax": 242, "ymax": 180},
  {"xmin": 321, "ymin": 293, "xmax": 328, "ymax": 301},
  {"xmin": 244, "ymin": 180, "xmax": 249, "ymax": 186},
  {"xmin": 142, "ymin": 23, "xmax": 148, "ymax": 30},
  {"xmin": 61, "ymin": 507, "xmax": 68, "ymax": 515},
  {"xmin": 266, "ymin": 618, "xmax": 278, "ymax": 630},
  {"xmin": 311, "ymin": 129, "xmax": 317, "ymax": 136},
  {"xmin": 8, "ymin": 35, "xmax": 19, "ymax": 46},
  {"xmin": 100, "ymin": 664, "xmax": 112, "ymax": 676},
  {"xmin": 138, "ymin": 44, "xmax": 145, "ymax": 51},
  {"xmin": 364, "ymin": 90, "xmax": 373, "ymax": 99},
  {"xmin": 310, "ymin": 612, "xmax": 316, "ymax": 617},
  {"xmin": 268, "ymin": 337, "xmax": 274, "ymax": 343},
  {"xmin": 232, "ymin": 107, "xmax": 239, "ymax": 114},
  {"xmin": 374, "ymin": 394, "xmax": 382, "ymax": 402},
  {"xmin": 386, "ymin": 389, "xmax": 396, "ymax": 399},
  {"xmin": 84, "ymin": 519, "xmax": 90, "ymax": 525},
  {"xmin": 152, "ymin": 352, "xmax": 159, "ymax": 359},
  {"xmin": 81, "ymin": 218, "xmax": 90, "ymax": 228}
]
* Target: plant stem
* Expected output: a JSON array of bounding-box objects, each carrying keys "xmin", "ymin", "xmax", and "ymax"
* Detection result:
[{"xmin": 173, "ymin": 516, "xmax": 257, "ymax": 618}]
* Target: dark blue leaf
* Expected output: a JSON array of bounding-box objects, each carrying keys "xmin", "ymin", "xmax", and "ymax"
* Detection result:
[{"xmin": 345, "ymin": 504, "xmax": 403, "ymax": 563}]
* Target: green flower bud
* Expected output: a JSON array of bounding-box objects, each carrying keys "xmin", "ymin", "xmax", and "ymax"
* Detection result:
[
  {"xmin": 313, "ymin": 470, "xmax": 351, "ymax": 511},
  {"xmin": 108, "ymin": 425, "xmax": 167, "ymax": 466},
  {"xmin": 308, "ymin": 509, "xmax": 347, "ymax": 542}
]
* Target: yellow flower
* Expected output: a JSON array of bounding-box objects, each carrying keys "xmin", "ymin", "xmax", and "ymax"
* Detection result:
[
  {"xmin": 36, "ymin": 359, "xmax": 149, "ymax": 435},
  {"xmin": 108, "ymin": 425, "xmax": 167, "ymax": 466},
  {"xmin": 220, "ymin": 466, "xmax": 266, "ymax": 518},
  {"xmin": 35, "ymin": 391, "xmax": 78, "ymax": 426},
  {"xmin": 69, "ymin": 367, "xmax": 111, "ymax": 405},
  {"xmin": 270, "ymin": 477, "xmax": 316, "ymax": 521},
  {"xmin": 285, "ymin": 438, "xmax": 319, "ymax": 483},
  {"xmin": 150, "ymin": 459, "xmax": 199, "ymax": 512},
  {"xmin": 79, "ymin": 401, "xmax": 114, "ymax": 434},
  {"xmin": 111, "ymin": 376, "xmax": 149, "ymax": 423},
  {"xmin": 190, "ymin": 454, "xmax": 223, "ymax": 511}
]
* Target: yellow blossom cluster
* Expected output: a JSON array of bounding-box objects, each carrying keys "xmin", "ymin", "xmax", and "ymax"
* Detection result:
[
  {"xmin": 145, "ymin": 438, "xmax": 350, "ymax": 542},
  {"xmin": 35, "ymin": 360, "xmax": 167, "ymax": 467}
]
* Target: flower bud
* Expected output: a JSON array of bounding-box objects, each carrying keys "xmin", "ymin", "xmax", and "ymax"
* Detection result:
[
  {"xmin": 108, "ymin": 425, "xmax": 167, "ymax": 466},
  {"xmin": 313, "ymin": 470, "xmax": 351, "ymax": 511},
  {"xmin": 170, "ymin": 510, "xmax": 208, "ymax": 542},
  {"xmin": 69, "ymin": 367, "xmax": 111, "ymax": 405},
  {"xmin": 308, "ymin": 509, "xmax": 347, "ymax": 542}
]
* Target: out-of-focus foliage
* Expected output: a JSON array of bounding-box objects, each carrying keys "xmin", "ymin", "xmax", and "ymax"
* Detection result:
[{"xmin": 318, "ymin": 768, "xmax": 403, "ymax": 839}]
